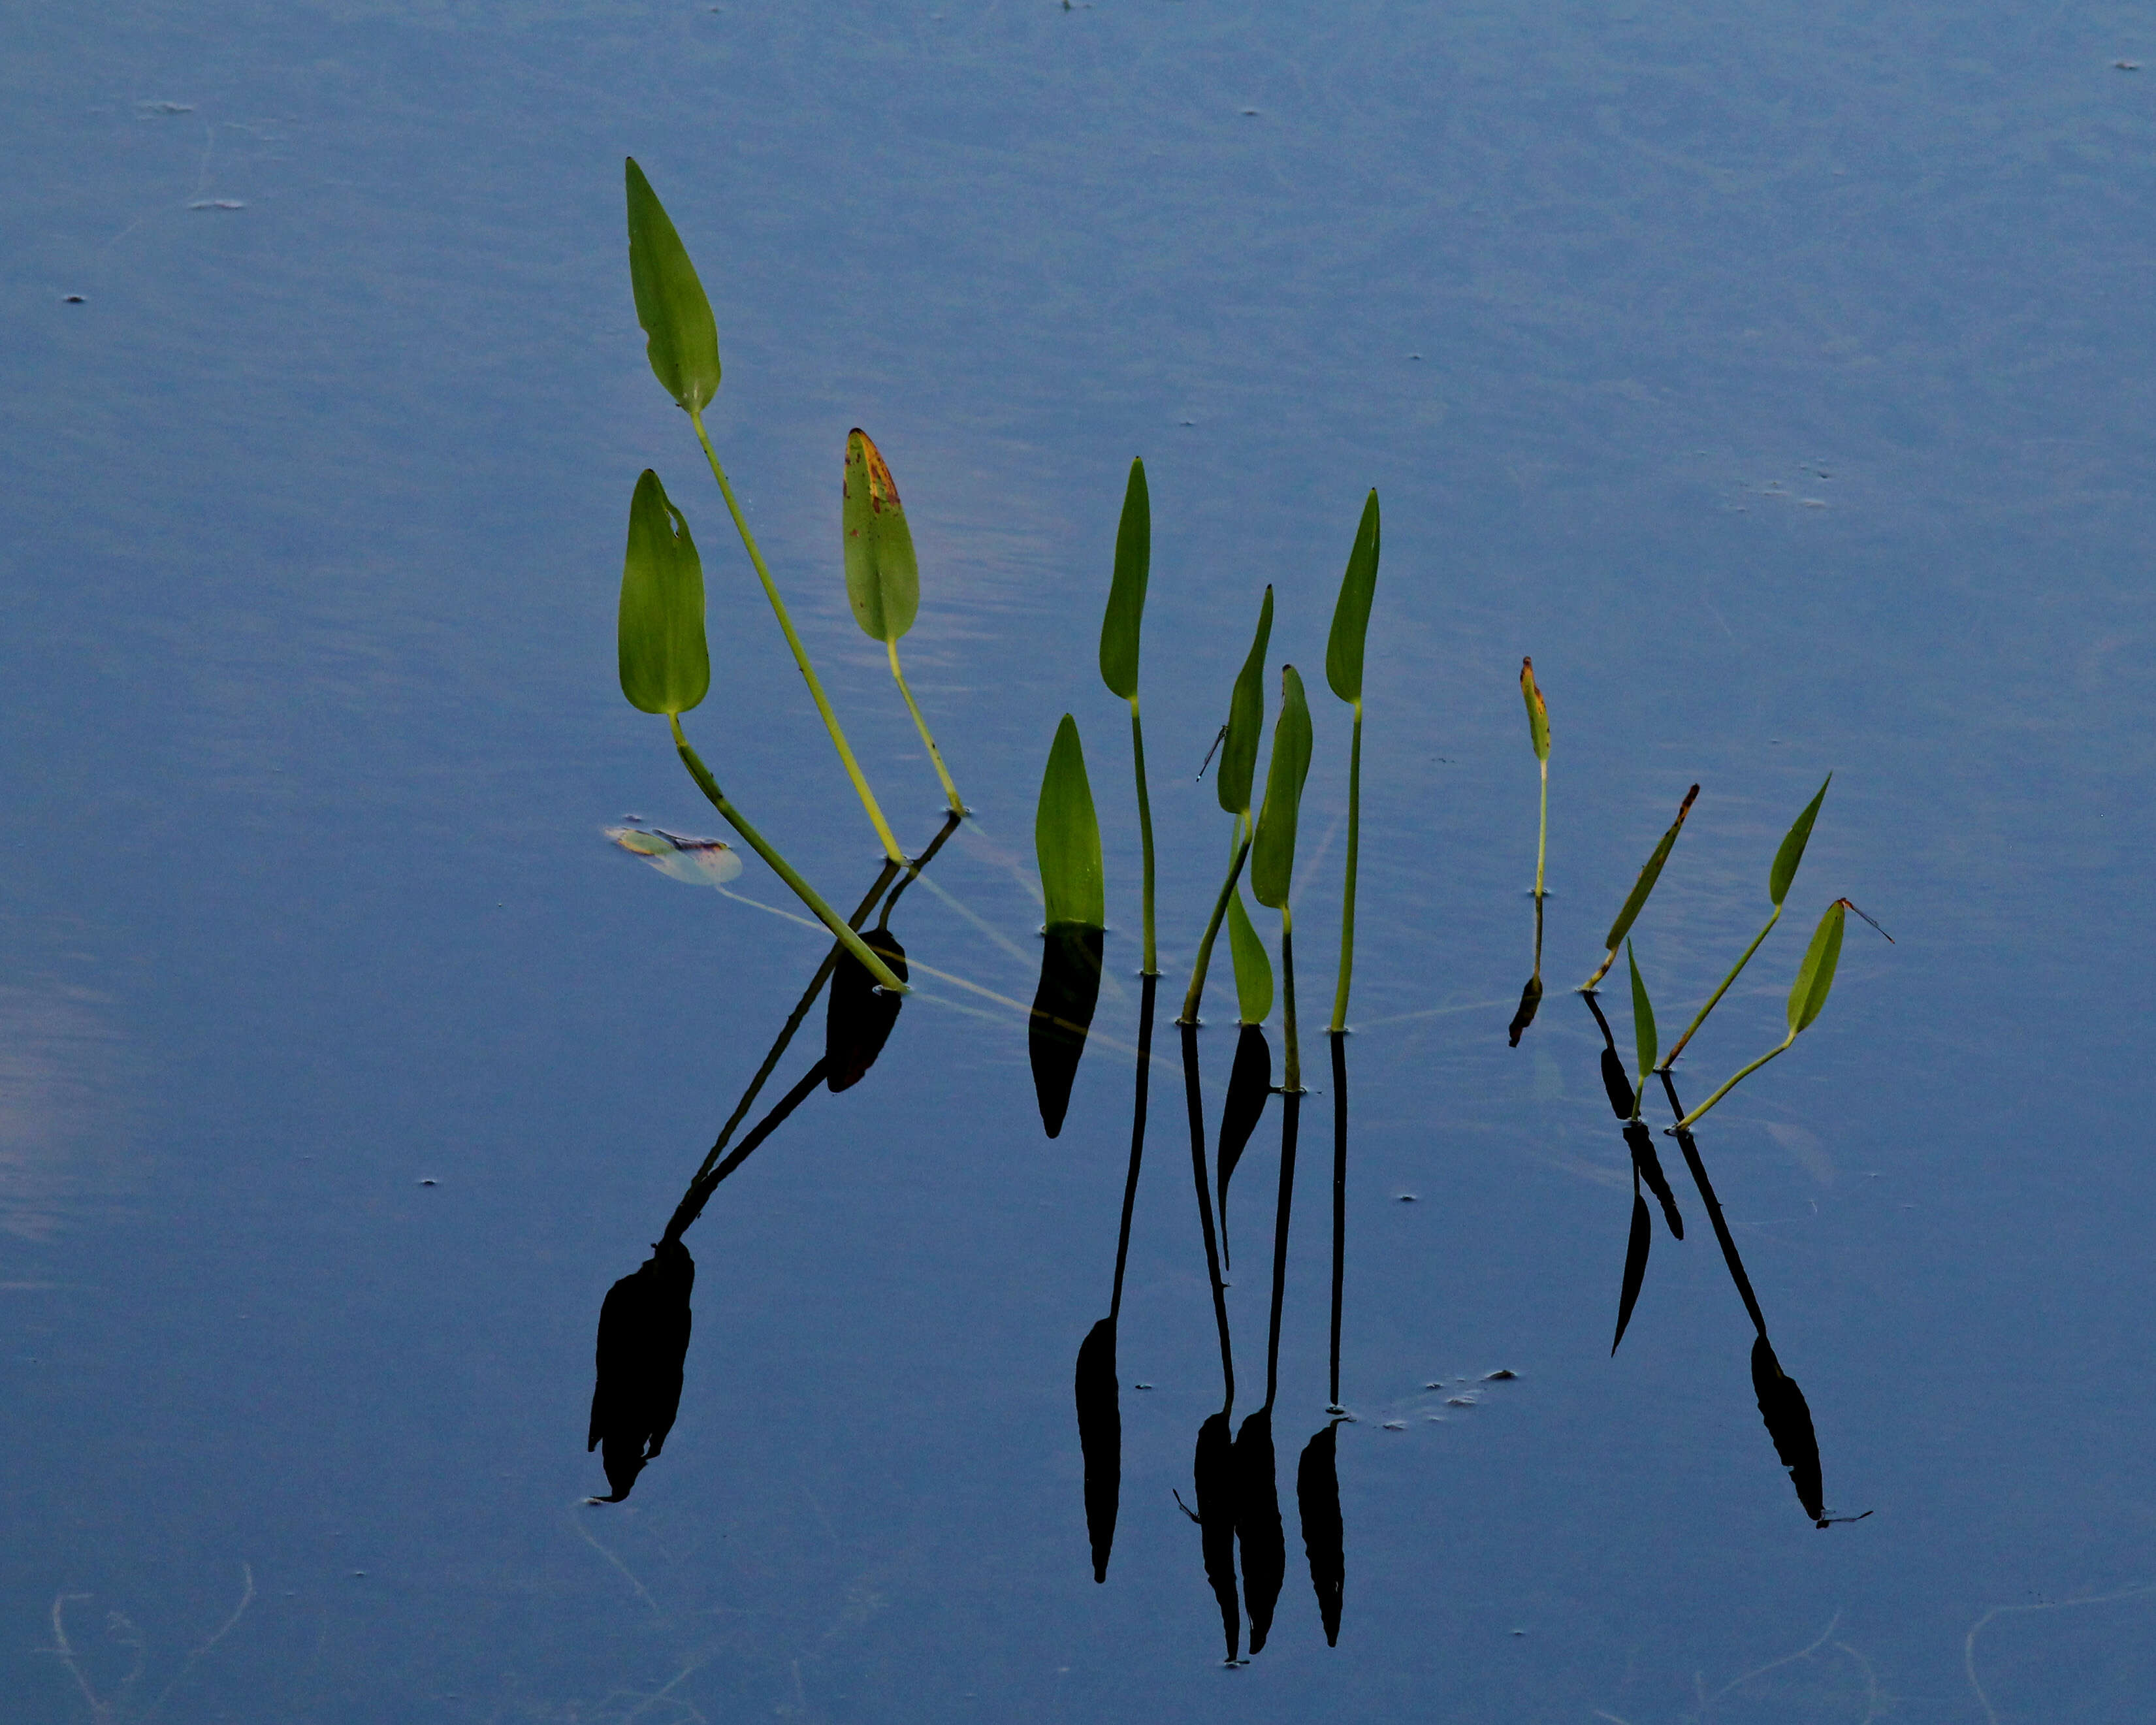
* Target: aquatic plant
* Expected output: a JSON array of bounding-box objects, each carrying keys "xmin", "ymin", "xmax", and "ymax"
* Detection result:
[
  {"xmin": 625, "ymin": 158, "xmax": 905, "ymax": 862},
  {"xmin": 843, "ymin": 428, "xmax": 966, "ymax": 817},
  {"xmin": 1509, "ymin": 656, "xmax": 1551, "ymax": 1044},
  {"xmin": 1675, "ymin": 898, "xmax": 1851, "ymax": 1130},
  {"xmin": 617, "ymin": 468, "xmax": 906, "ymax": 993},
  {"xmin": 1581, "ymin": 783, "xmax": 1699, "ymax": 991}
]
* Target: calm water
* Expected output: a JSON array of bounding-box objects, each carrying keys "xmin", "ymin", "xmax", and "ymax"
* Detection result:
[{"xmin": 6, "ymin": 0, "xmax": 2155, "ymax": 1718}]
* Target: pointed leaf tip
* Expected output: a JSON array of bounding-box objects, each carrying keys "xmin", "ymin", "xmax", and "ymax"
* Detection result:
[
  {"xmin": 1626, "ymin": 941, "xmax": 1658, "ymax": 1086},
  {"xmin": 1786, "ymin": 899, "xmax": 1847, "ymax": 1035},
  {"xmin": 1099, "ymin": 459, "xmax": 1150, "ymax": 700},
  {"xmin": 1769, "ymin": 773, "xmax": 1831, "ymax": 907},
  {"xmin": 1036, "ymin": 715, "xmax": 1105, "ymax": 929},
  {"xmin": 618, "ymin": 469, "xmax": 710, "ymax": 716},
  {"xmin": 1324, "ymin": 490, "xmax": 1380, "ymax": 704},
  {"xmin": 841, "ymin": 429, "xmax": 920, "ymax": 644},
  {"xmin": 1217, "ymin": 587, "xmax": 1273, "ymax": 817},
  {"xmin": 624, "ymin": 159, "xmax": 721, "ymax": 415}
]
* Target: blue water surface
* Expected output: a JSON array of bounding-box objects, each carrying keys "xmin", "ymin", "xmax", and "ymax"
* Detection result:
[{"xmin": 4, "ymin": 0, "xmax": 2154, "ymax": 1719}]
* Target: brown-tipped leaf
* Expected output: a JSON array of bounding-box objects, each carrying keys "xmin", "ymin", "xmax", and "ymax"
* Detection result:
[
  {"xmin": 1520, "ymin": 657, "xmax": 1550, "ymax": 762},
  {"xmin": 1602, "ymin": 784, "xmax": 1700, "ymax": 953},
  {"xmin": 840, "ymin": 429, "xmax": 920, "ymax": 644}
]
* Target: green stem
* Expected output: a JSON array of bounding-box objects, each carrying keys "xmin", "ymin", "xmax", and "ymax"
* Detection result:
[
  {"xmin": 1328, "ymin": 703, "xmax": 1362, "ymax": 1035},
  {"xmin": 886, "ymin": 637, "xmax": 965, "ymax": 818},
  {"xmin": 1677, "ymin": 1032, "xmax": 1794, "ymax": 1131},
  {"xmin": 1658, "ymin": 903, "xmax": 1781, "ymax": 1071},
  {"xmin": 1129, "ymin": 696, "xmax": 1158, "ymax": 977},
  {"xmin": 689, "ymin": 410, "xmax": 903, "ymax": 863},
  {"xmin": 1280, "ymin": 903, "xmax": 1302, "ymax": 1094},
  {"xmin": 1535, "ymin": 755, "xmax": 1548, "ymax": 901},
  {"xmin": 1178, "ymin": 822, "xmax": 1251, "ymax": 1025},
  {"xmin": 670, "ymin": 715, "xmax": 908, "ymax": 993}
]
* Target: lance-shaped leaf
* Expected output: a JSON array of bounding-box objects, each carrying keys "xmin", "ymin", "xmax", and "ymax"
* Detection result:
[
  {"xmin": 624, "ymin": 159, "xmax": 720, "ymax": 415},
  {"xmin": 1623, "ymin": 1120, "xmax": 1684, "ymax": 1238},
  {"xmin": 1249, "ymin": 666, "xmax": 1313, "ymax": 911},
  {"xmin": 588, "ymin": 1238, "xmax": 695, "ymax": 1502},
  {"xmin": 1218, "ymin": 588, "xmax": 1274, "ymax": 816},
  {"xmin": 1035, "ymin": 715, "xmax": 1105, "ymax": 929},
  {"xmin": 1029, "ymin": 926, "xmax": 1104, "ymax": 1138},
  {"xmin": 1323, "ymin": 490, "xmax": 1380, "ymax": 705},
  {"xmin": 1215, "ymin": 1024, "xmax": 1272, "ymax": 1267},
  {"xmin": 1600, "ymin": 1048, "xmax": 1636, "ymax": 1120},
  {"xmin": 1226, "ymin": 889, "xmax": 1273, "ymax": 1025},
  {"xmin": 619, "ymin": 470, "xmax": 710, "ymax": 716},
  {"xmin": 825, "ymin": 927, "xmax": 908, "ymax": 1093},
  {"xmin": 1787, "ymin": 899, "xmax": 1847, "ymax": 1035},
  {"xmin": 1192, "ymin": 1412, "xmax": 1242, "ymax": 1660},
  {"xmin": 1626, "ymin": 941, "xmax": 1658, "ymax": 1087},
  {"xmin": 1769, "ymin": 773, "xmax": 1832, "ymax": 908},
  {"xmin": 841, "ymin": 429, "xmax": 920, "ymax": 643},
  {"xmin": 1520, "ymin": 657, "xmax": 1550, "ymax": 761},
  {"xmin": 1098, "ymin": 459, "xmax": 1150, "ymax": 700},
  {"xmin": 1232, "ymin": 1409, "xmax": 1287, "ymax": 1654},
  {"xmin": 1602, "ymin": 784, "xmax": 1701, "ymax": 953}
]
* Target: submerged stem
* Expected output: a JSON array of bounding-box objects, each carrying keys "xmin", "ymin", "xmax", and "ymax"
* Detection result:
[
  {"xmin": 1108, "ymin": 975, "xmax": 1159, "ymax": 1323},
  {"xmin": 689, "ymin": 410, "xmax": 903, "ymax": 863},
  {"xmin": 1327, "ymin": 1029, "xmax": 1347, "ymax": 1411},
  {"xmin": 886, "ymin": 637, "xmax": 965, "ymax": 817},
  {"xmin": 1659, "ymin": 903, "xmax": 1782, "ymax": 1071},
  {"xmin": 1180, "ymin": 1021, "xmax": 1236, "ymax": 1413},
  {"xmin": 670, "ymin": 716, "xmax": 907, "ymax": 991},
  {"xmin": 1328, "ymin": 704, "xmax": 1362, "ymax": 1035},
  {"xmin": 1264, "ymin": 1088, "xmax": 1301, "ymax": 1413}
]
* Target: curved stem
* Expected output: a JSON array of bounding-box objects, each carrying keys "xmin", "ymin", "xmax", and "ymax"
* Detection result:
[
  {"xmin": 1178, "ymin": 824, "xmax": 1251, "ymax": 1025},
  {"xmin": 1328, "ymin": 704, "xmax": 1362, "ymax": 1035},
  {"xmin": 671, "ymin": 716, "xmax": 907, "ymax": 992},
  {"xmin": 1180, "ymin": 1021, "xmax": 1236, "ymax": 1412},
  {"xmin": 1129, "ymin": 697, "xmax": 1158, "ymax": 977},
  {"xmin": 1658, "ymin": 903, "xmax": 1781, "ymax": 1071},
  {"xmin": 1108, "ymin": 975, "xmax": 1158, "ymax": 1322},
  {"xmin": 1677, "ymin": 1033, "xmax": 1794, "ymax": 1131},
  {"xmin": 689, "ymin": 411, "xmax": 903, "ymax": 863},
  {"xmin": 886, "ymin": 637, "xmax": 965, "ymax": 817}
]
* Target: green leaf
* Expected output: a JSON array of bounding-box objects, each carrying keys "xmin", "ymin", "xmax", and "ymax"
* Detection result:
[
  {"xmin": 1768, "ymin": 773, "xmax": 1832, "ymax": 908},
  {"xmin": 1603, "ymin": 784, "xmax": 1700, "ymax": 952},
  {"xmin": 1520, "ymin": 657, "xmax": 1550, "ymax": 762},
  {"xmin": 1249, "ymin": 666, "xmax": 1313, "ymax": 911},
  {"xmin": 840, "ymin": 428, "xmax": 920, "ymax": 644},
  {"xmin": 618, "ymin": 470, "xmax": 710, "ymax": 716},
  {"xmin": 1098, "ymin": 459, "xmax": 1149, "ymax": 701},
  {"xmin": 1786, "ymin": 899, "xmax": 1847, "ymax": 1035},
  {"xmin": 1035, "ymin": 714, "xmax": 1105, "ymax": 929},
  {"xmin": 1626, "ymin": 940, "xmax": 1657, "ymax": 1082},
  {"xmin": 1217, "ymin": 587, "xmax": 1274, "ymax": 816},
  {"xmin": 624, "ymin": 158, "xmax": 721, "ymax": 415},
  {"xmin": 1226, "ymin": 888, "xmax": 1274, "ymax": 1024},
  {"xmin": 1323, "ymin": 489, "xmax": 1380, "ymax": 704}
]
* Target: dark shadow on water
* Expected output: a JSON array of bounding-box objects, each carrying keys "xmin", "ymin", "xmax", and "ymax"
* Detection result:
[
  {"xmin": 1215, "ymin": 1023, "xmax": 1272, "ymax": 1271},
  {"xmin": 1029, "ymin": 924, "xmax": 1105, "ymax": 1138},
  {"xmin": 1296, "ymin": 1419, "xmax": 1345, "ymax": 1646},
  {"xmin": 1190, "ymin": 1410, "xmax": 1242, "ymax": 1662},
  {"xmin": 1508, "ymin": 891, "xmax": 1545, "ymax": 1046},
  {"xmin": 1232, "ymin": 1408, "xmax": 1285, "ymax": 1652},
  {"xmin": 1074, "ymin": 1315, "xmax": 1120, "ymax": 1583},
  {"xmin": 826, "ymin": 927, "xmax": 907, "ymax": 1092},
  {"xmin": 587, "ymin": 1238, "xmax": 694, "ymax": 1503}
]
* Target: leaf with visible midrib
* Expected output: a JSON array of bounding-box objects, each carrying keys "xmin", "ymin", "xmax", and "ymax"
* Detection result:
[
  {"xmin": 1769, "ymin": 773, "xmax": 1832, "ymax": 907},
  {"xmin": 1603, "ymin": 784, "xmax": 1700, "ymax": 952},
  {"xmin": 1218, "ymin": 588, "xmax": 1273, "ymax": 817},
  {"xmin": 1249, "ymin": 667, "xmax": 1312, "ymax": 911},
  {"xmin": 1324, "ymin": 491, "xmax": 1380, "ymax": 704},
  {"xmin": 624, "ymin": 159, "xmax": 720, "ymax": 415},
  {"xmin": 618, "ymin": 470, "xmax": 710, "ymax": 717},
  {"xmin": 1098, "ymin": 459, "xmax": 1149, "ymax": 700},
  {"xmin": 841, "ymin": 430, "xmax": 920, "ymax": 644},
  {"xmin": 1035, "ymin": 715, "xmax": 1105, "ymax": 929},
  {"xmin": 1226, "ymin": 889, "xmax": 1273, "ymax": 1025},
  {"xmin": 1786, "ymin": 900, "xmax": 1846, "ymax": 1035},
  {"xmin": 1626, "ymin": 941, "xmax": 1658, "ymax": 1082}
]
